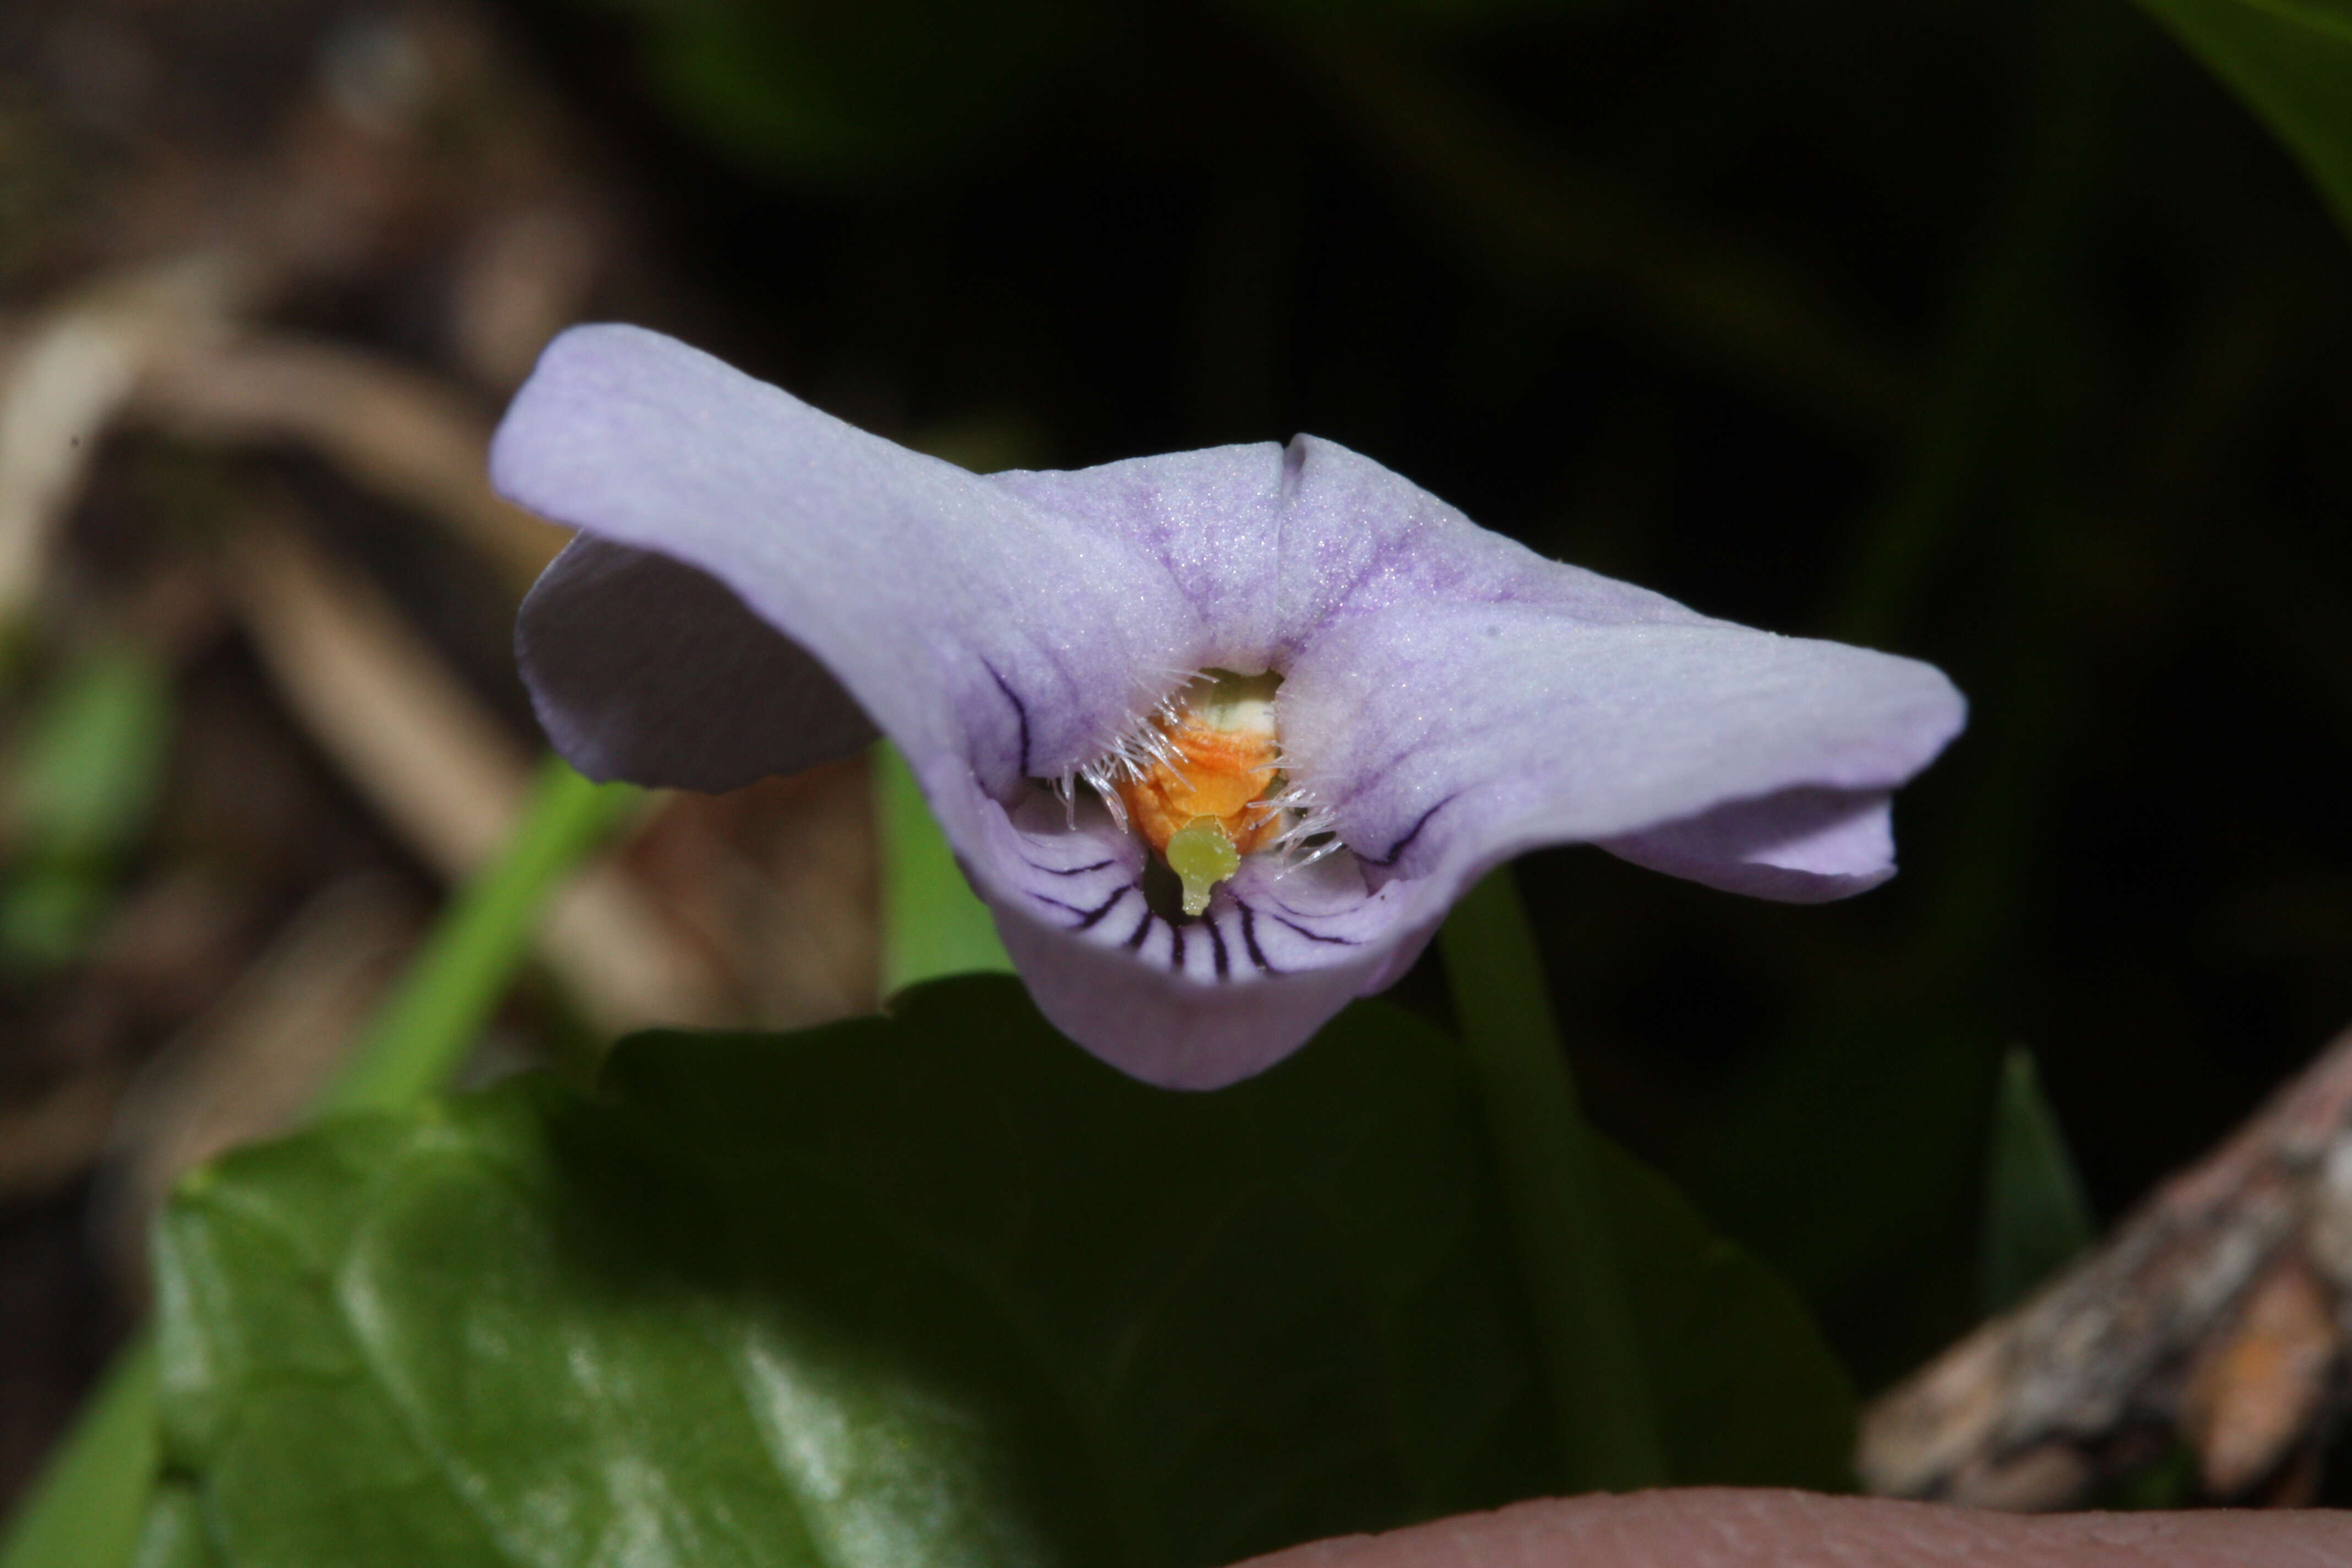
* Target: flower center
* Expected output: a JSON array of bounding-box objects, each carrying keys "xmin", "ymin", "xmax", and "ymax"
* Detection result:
[{"xmin": 1113, "ymin": 669, "xmax": 1283, "ymax": 916}]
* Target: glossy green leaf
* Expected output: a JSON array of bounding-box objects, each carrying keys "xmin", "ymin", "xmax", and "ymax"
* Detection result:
[
  {"xmin": 2138, "ymin": 0, "xmax": 2352, "ymax": 241},
  {"xmin": 156, "ymin": 978, "xmax": 1853, "ymax": 1568},
  {"xmin": 1978, "ymin": 1046, "xmax": 2096, "ymax": 1316},
  {"xmin": 129, "ymin": 1485, "xmax": 221, "ymax": 1568}
]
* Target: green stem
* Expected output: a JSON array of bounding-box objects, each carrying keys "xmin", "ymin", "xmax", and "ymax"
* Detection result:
[
  {"xmin": 0, "ymin": 1336, "xmax": 157, "ymax": 1568},
  {"xmin": 0, "ymin": 757, "xmax": 637, "ymax": 1568},
  {"xmin": 319, "ymin": 759, "xmax": 639, "ymax": 1114},
  {"xmin": 1440, "ymin": 868, "xmax": 1666, "ymax": 1492}
]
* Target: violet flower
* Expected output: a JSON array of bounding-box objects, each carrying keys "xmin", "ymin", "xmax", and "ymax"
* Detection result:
[{"xmin": 494, "ymin": 325, "xmax": 1964, "ymax": 1089}]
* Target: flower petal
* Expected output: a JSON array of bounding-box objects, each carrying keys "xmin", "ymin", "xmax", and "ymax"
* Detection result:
[
  {"xmin": 1602, "ymin": 787, "xmax": 1900, "ymax": 903},
  {"xmin": 992, "ymin": 445, "xmax": 1289, "ymax": 671},
  {"xmin": 1278, "ymin": 598, "xmax": 1963, "ymax": 907},
  {"xmin": 993, "ymin": 435, "xmax": 1705, "ymax": 669},
  {"xmin": 1266, "ymin": 436, "xmax": 1706, "ymax": 642},
  {"xmin": 956, "ymin": 787, "xmax": 1429, "ymax": 1087},
  {"xmin": 493, "ymin": 324, "xmax": 1199, "ymax": 799},
  {"xmin": 986, "ymin": 439, "xmax": 1960, "ymax": 1080},
  {"xmin": 497, "ymin": 328, "xmax": 1965, "ymax": 1090},
  {"xmin": 518, "ymin": 537, "xmax": 876, "ymax": 791}
]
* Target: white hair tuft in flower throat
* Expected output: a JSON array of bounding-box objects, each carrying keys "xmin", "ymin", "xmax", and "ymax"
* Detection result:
[{"xmin": 1059, "ymin": 669, "xmax": 1342, "ymax": 917}]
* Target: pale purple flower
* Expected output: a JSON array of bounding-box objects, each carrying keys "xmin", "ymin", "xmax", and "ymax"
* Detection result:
[{"xmin": 493, "ymin": 325, "xmax": 1965, "ymax": 1089}]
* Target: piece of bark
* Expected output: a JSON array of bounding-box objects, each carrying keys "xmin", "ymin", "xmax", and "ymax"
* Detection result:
[
  {"xmin": 1227, "ymin": 1489, "xmax": 2352, "ymax": 1568},
  {"xmin": 2186, "ymin": 1257, "xmax": 2339, "ymax": 1500},
  {"xmin": 1860, "ymin": 1025, "xmax": 2352, "ymax": 1508}
]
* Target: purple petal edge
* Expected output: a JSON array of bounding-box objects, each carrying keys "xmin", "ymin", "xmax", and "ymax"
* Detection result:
[{"xmin": 1602, "ymin": 787, "xmax": 1901, "ymax": 903}]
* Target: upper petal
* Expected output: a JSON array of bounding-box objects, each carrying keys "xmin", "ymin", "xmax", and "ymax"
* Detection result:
[
  {"xmin": 493, "ymin": 324, "xmax": 1197, "ymax": 798},
  {"xmin": 1269, "ymin": 436, "xmax": 1707, "ymax": 649},
  {"xmin": 991, "ymin": 445, "xmax": 1289, "ymax": 672},
  {"xmin": 994, "ymin": 434, "xmax": 1709, "ymax": 671}
]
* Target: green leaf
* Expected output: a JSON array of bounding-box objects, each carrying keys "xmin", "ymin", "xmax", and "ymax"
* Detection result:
[
  {"xmin": 2137, "ymin": 0, "xmax": 2352, "ymax": 242},
  {"xmin": 875, "ymin": 741, "xmax": 1011, "ymax": 993},
  {"xmin": 1978, "ymin": 1046, "xmax": 2096, "ymax": 1316},
  {"xmin": 156, "ymin": 978, "xmax": 1853, "ymax": 1568},
  {"xmin": 1690, "ymin": 1015, "xmax": 1997, "ymax": 1321},
  {"xmin": 130, "ymin": 1484, "xmax": 221, "ymax": 1568},
  {"xmin": 1594, "ymin": 1143, "xmax": 1856, "ymax": 1489}
]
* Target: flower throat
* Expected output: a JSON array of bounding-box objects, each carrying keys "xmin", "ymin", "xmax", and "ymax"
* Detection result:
[{"xmin": 1113, "ymin": 669, "xmax": 1284, "ymax": 917}]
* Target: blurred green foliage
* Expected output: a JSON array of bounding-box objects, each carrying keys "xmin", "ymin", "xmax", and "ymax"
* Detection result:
[
  {"xmin": 0, "ymin": 1340, "xmax": 159, "ymax": 1568},
  {"xmin": 0, "ymin": 643, "xmax": 173, "ymax": 973},
  {"xmin": 128, "ymin": 1484, "xmax": 216, "ymax": 1568},
  {"xmin": 317, "ymin": 760, "xmax": 638, "ymax": 1115},
  {"xmin": 595, "ymin": 0, "xmax": 1591, "ymax": 183},
  {"xmin": 1978, "ymin": 1046, "xmax": 2097, "ymax": 1316},
  {"xmin": 0, "ymin": 761, "xmax": 638, "ymax": 1568},
  {"xmin": 597, "ymin": 0, "xmax": 1108, "ymax": 181},
  {"xmin": 2139, "ymin": 0, "xmax": 2352, "ymax": 239}
]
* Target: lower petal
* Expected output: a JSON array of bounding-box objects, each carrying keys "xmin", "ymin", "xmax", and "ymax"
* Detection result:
[
  {"xmin": 518, "ymin": 537, "xmax": 878, "ymax": 792},
  {"xmin": 947, "ymin": 784, "xmax": 1431, "ymax": 1088}
]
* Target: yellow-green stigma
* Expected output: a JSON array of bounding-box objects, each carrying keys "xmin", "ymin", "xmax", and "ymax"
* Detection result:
[{"xmin": 1166, "ymin": 814, "xmax": 1242, "ymax": 917}]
